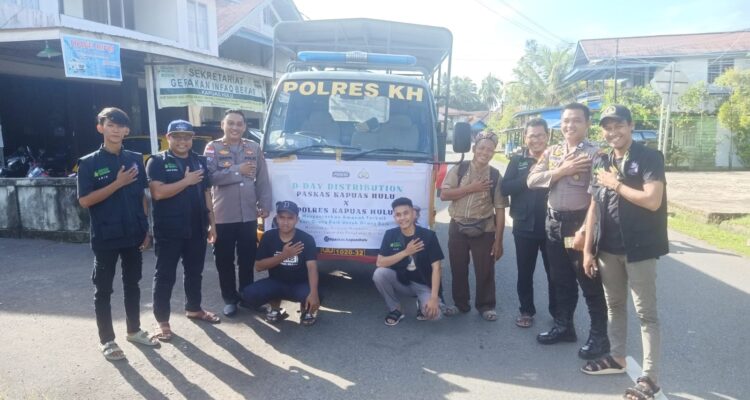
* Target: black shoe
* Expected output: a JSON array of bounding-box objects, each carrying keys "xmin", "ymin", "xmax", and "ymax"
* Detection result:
[
  {"xmin": 578, "ymin": 335, "xmax": 610, "ymax": 360},
  {"xmin": 537, "ymin": 326, "xmax": 577, "ymax": 344},
  {"xmin": 223, "ymin": 303, "xmax": 238, "ymax": 317}
]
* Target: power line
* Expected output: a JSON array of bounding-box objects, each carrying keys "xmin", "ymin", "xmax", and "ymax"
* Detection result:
[
  {"xmin": 471, "ymin": 0, "xmax": 563, "ymax": 47},
  {"xmin": 492, "ymin": 0, "xmax": 572, "ymax": 45}
]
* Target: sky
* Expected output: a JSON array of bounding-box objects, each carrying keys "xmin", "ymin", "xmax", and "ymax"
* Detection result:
[{"xmin": 293, "ymin": 0, "xmax": 750, "ymax": 84}]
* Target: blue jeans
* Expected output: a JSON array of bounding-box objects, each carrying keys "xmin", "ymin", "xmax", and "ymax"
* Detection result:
[{"xmin": 241, "ymin": 278, "xmax": 311, "ymax": 308}]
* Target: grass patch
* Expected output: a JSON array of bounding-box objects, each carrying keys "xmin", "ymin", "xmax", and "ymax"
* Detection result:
[
  {"xmin": 669, "ymin": 210, "xmax": 750, "ymax": 257},
  {"xmin": 724, "ymin": 215, "xmax": 750, "ymax": 229}
]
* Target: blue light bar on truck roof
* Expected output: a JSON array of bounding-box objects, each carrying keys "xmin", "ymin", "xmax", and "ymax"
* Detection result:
[{"xmin": 297, "ymin": 51, "xmax": 417, "ymax": 66}]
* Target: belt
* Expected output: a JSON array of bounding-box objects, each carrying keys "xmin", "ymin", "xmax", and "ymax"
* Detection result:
[{"xmin": 547, "ymin": 208, "xmax": 587, "ymax": 222}]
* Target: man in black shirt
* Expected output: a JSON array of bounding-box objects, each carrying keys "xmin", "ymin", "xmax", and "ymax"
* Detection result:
[
  {"xmin": 374, "ymin": 197, "xmax": 444, "ymax": 326},
  {"xmin": 77, "ymin": 107, "xmax": 158, "ymax": 361},
  {"xmin": 581, "ymin": 105, "xmax": 668, "ymax": 400},
  {"xmin": 501, "ymin": 118, "xmax": 555, "ymax": 328},
  {"xmin": 242, "ymin": 201, "xmax": 320, "ymax": 326},
  {"xmin": 146, "ymin": 120, "xmax": 220, "ymax": 341}
]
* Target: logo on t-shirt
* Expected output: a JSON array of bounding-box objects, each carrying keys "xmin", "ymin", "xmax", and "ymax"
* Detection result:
[{"xmin": 275, "ymin": 251, "xmax": 298, "ymax": 266}]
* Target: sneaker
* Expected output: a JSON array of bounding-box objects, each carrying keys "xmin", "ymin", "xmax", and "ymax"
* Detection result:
[
  {"xmin": 223, "ymin": 303, "xmax": 238, "ymax": 317},
  {"xmin": 265, "ymin": 308, "xmax": 289, "ymax": 323}
]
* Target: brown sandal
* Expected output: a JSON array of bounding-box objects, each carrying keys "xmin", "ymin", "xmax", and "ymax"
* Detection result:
[
  {"xmin": 186, "ymin": 310, "xmax": 221, "ymax": 324},
  {"xmin": 515, "ymin": 314, "xmax": 534, "ymax": 328},
  {"xmin": 624, "ymin": 376, "xmax": 661, "ymax": 400},
  {"xmin": 154, "ymin": 322, "xmax": 173, "ymax": 342}
]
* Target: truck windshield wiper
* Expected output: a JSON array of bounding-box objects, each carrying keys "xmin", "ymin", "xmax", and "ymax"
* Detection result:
[
  {"xmin": 344, "ymin": 148, "xmax": 430, "ymax": 160},
  {"xmin": 274, "ymin": 144, "xmax": 361, "ymax": 158}
]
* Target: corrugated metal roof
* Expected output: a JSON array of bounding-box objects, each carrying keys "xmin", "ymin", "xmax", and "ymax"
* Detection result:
[
  {"xmin": 577, "ymin": 30, "xmax": 750, "ymax": 63},
  {"xmin": 216, "ymin": 0, "xmax": 266, "ymax": 38}
]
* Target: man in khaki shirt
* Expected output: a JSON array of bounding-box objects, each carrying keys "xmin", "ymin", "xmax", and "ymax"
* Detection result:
[
  {"xmin": 440, "ymin": 131, "xmax": 509, "ymax": 321},
  {"xmin": 527, "ymin": 102, "xmax": 609, "ymax": 361},
  {"xmin": 205, "ymin": 109, "xmax": 272, "ymax": 317}
]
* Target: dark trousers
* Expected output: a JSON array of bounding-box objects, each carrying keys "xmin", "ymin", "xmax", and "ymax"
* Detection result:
[
  {"xmin": 514, "ymin": 234, "xmax": 555, "ymax": 317},
  {"xmin": 152, "ymin": 233, "xmax": 207, "ymax": 322},
  {"xmin": 92, "ymin": 246, "xmax": 143, "ymax": 344},
  {"xmin": 213, "ymin": 221, "xmax": 257, "ymax": 304},
  {"xmin": 545, "ymin": 212, "xmax": 608, "ymax": 335},
  {"xmin": 448, "ymin": 220, "xmax": 496, "ymax": 312},
  {"xmin": 241, "ymin": 278, "xmax": 311, "ymax": 308}
]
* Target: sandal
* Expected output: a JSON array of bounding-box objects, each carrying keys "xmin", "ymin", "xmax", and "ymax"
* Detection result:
[
  {"xmin": 301, "ymin": 312, "xmax": 317, "ymax": 326},
  {"xmin": 126, "ymin": 330, "xmax": 159, "ymax": 347},
  {"xmin": 154, "ymin": 322, "xmax": 173, "ymax": 342},
  {"xmin": 624, "ymin": 376, "xmax": 661, "ymax": 400},
  {"xmin": 384, "ymin": 309, "xmax": 404, "ymax": 326},
  {"xmin": 186, "ymin": 310, "xmax": 221, "ymax": 324},
  {"xmin": 580, "ymin": 355, "xmax": 626, "ymax": 375},
  {"xmin": 266, "ymin": 308, "xmax": 289, "ymax": 323},
  {"xmin": 515, "ymin": 314, "xmax": 534, "ymax": 328},
  {"xmin": 481, "ymin": 310, "xmax": 498, "ymax": 321},
  {"xmin": 101, "ymin": 341, "xmax": 125, "ymax": 361},
  {"xmin": 444, "ymin": 305, "xmax": 468, "ymax": 316}
]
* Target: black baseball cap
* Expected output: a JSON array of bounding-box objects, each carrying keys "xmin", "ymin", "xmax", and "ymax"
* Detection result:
[
  {"xmin": 276, "ymin": 200, "xmax": 299, "ymax": 216},
  {"xmin": 166, "ymin": 119, "xmax": 195, "ymax": 135},
  {"xmin": 599, "ymin": 105, "xmax": 633, "ymax": 126}
]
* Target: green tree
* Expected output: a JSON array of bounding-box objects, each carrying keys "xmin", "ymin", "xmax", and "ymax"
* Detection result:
[
  {"xmin": 603, "ymin": 85, "xmax": 661, "ymax": 129},
  {"xmin": 510, "ymin": 40, "xmax": 578, "ymax": 109},
  {"xmin": 479, "ymin": 73, "xmax": 503, "ymax": 111},
  {"xmin": 714, "ymin": 69, "xmax": 750, "ymax": 166},
  {"xmin": 450, "ymin": 76, "xmax": 483, "ymax": 111}
]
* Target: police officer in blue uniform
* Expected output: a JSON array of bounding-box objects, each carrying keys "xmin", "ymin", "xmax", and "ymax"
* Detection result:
[
  {"xmin": 77, "ymin": 107, "xmax": 158, "ymax": 361},
  {"xmin": 146, "ymin": 120, "xmax": 220, "ymax": 341}
]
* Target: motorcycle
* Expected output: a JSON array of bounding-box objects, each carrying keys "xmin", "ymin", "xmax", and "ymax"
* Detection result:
[{"xmin": 0, "ymin": 146, "xmax": 33, "ymax": 177}]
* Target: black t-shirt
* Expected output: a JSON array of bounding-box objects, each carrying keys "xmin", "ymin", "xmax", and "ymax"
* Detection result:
[
  {"xmin": 257, "ymin": 228, "xmax": 317, "ymax": 283},
  {"xmin": 378, "ymin": 226, "xmax": 444, "ymax": 286},
  {"xmin": 598, "ymin": 157, "xmax": 626, "ymax": 254}
]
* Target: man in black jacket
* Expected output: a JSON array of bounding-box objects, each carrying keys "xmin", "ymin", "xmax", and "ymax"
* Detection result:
[
  {"xmin": 501, "ymin": 118, "xmax": 555, "ymax": 328},
  {"xmin": 147, "ymin": 120, "xmax": 220, "ymax": 342},
  {"xmin": 581, "ymin": 105, "xmax": 668, "ymax": 400},
  {"xmin": 77, "ymin": 107, "xmax": 158, "ymax": 361}
]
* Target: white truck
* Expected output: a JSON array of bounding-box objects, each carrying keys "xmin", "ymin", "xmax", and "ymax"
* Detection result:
[{"xmin": 262, "ymin": 18, "xmax": 471, "ymax": 263}]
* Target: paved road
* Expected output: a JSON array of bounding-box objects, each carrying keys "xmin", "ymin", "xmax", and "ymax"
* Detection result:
[{"xmin": 1, "ymin": 155, "xmax": 748, "ymax": 399}]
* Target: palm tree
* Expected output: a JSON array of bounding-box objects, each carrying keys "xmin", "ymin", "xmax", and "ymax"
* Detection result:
[
  {"xmin": 479, "ymin": 74, "xmax": 503, "ymax": 112},
  {"xmin": 450, "ymin": 76, "xmax": 482, "ymax": 111},
  {"xmin": 511, "ymin": 40, "xmax": 578, "ymax": 109}
]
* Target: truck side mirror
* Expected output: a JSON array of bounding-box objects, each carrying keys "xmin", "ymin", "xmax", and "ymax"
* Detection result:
[{"xmin": 452, "ymin": 122, "xmax": 472, "ymax": 153}]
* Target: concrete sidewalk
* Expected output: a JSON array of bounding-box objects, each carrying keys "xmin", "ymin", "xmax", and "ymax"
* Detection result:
[{"xmin": 665, "ymin": 171, "xmax": 750, "ymax": 219}]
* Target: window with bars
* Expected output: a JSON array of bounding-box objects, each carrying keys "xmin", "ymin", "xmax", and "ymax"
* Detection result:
[
  {"xmin": 81, "ymin": 0, "xmax": 134, "ymax": 29},
  {"xmin": 263, "ymin": 6, "xmax": 277, "ymax": 27},
  {"xmin": 707, "ymin": 58, "xmax": 733, "ymax": 83},
  {"xmin": 187, "ymin": 0, "xmax": 209, "ymax": 50}
]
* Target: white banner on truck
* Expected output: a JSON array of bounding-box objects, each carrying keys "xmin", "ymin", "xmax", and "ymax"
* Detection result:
[{"xmin": 266, "ymin": 159, "xmax": 431, "ymax": 249}]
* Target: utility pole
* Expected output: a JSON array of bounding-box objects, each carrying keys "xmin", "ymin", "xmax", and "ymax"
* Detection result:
[
  {"xmin": 663, "ymin": 61, "xmax": 676, "ymax": 161},
  {"xmin": 613, "ymin": 38, "xmax": 619, "ymax": 102}
]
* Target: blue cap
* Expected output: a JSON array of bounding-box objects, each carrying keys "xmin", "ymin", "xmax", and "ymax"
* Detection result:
[
  {"xmin": 276, "ymin": 200, "xmax": 299, "ymax": 216},
  {"xmin": 167, "ymin": 119, "xmax": 194, "ymax": 134}
]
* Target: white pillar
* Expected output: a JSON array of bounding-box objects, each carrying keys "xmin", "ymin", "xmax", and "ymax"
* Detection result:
[{"xmin": 145, "ymin": 61, "xmax": 159, "ymax": 155}]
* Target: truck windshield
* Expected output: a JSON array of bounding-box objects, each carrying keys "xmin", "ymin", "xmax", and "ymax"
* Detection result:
[{"xmin": 264, "ymin": 79, "xmax": 435, "ymax": 160}]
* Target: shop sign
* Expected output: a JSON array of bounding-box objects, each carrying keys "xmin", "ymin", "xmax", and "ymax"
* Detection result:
[
  {"xmin": 156, "ymin": 64, "xmax": 266, "ymax": 112},
  {"xmin": 61, "ymin": 35, "xmax": 122, "ymax": 81}
]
